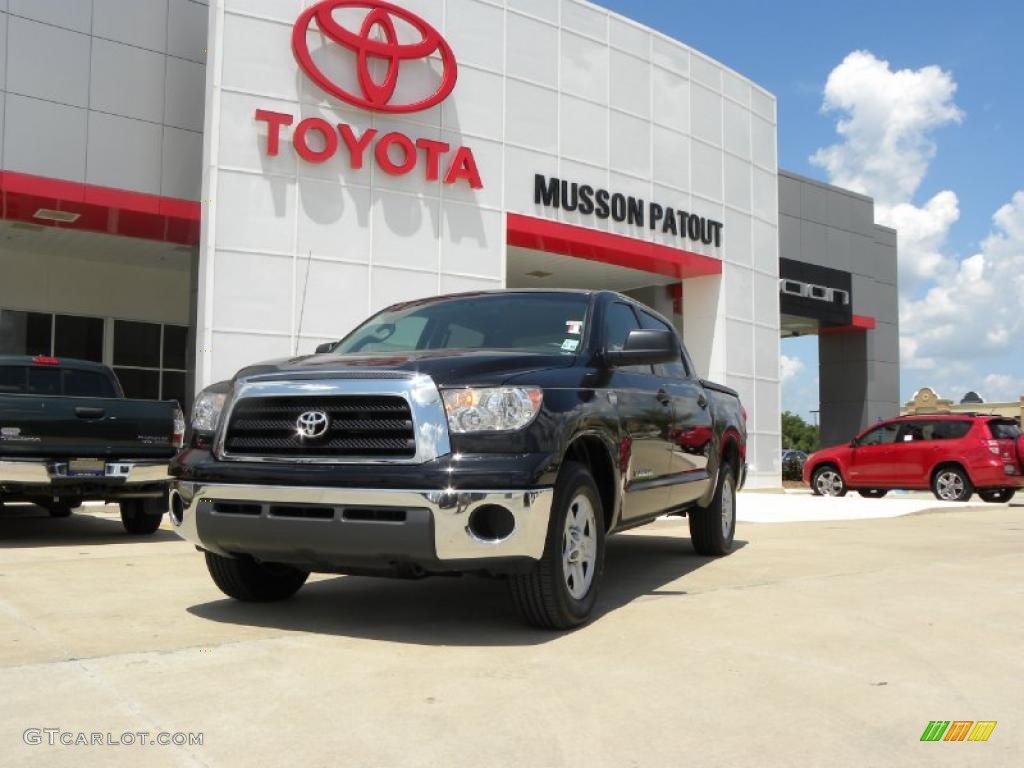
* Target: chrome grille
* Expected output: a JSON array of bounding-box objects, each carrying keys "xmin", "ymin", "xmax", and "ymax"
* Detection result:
[{"xmin": 223, "ymin": 395, "xmax": 416, "ymax": 459}]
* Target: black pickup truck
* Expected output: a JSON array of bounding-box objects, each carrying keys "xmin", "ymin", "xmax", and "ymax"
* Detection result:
[
  {"xmin": 170, "ymin": 291, "xmax": 747, "ymax": 628},
  {"xmin": 0, "ymin": 356, "xmax": 184, "ymax": 534}
]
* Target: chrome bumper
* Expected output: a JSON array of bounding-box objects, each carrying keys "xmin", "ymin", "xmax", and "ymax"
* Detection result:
[
  {"xmin": 170, "ymin": 481, "xmax": 554, "ymax": 563},
  {"xmin": 0, "ymin": 459, "xmax": 171, "ymax": 485}
]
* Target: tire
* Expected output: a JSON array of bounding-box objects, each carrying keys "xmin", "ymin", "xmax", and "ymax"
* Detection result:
[
  {"xmin": 858, "ymin": 489, "xmax": 888, "ymax": 499},
  {"xmin": 205, "ymin": 551, "xmax": 309, "ymax": 602},
  {"xmin": 689, "ymin": 460, "xmax": 737, "ymax": 556},
  {"xmin": 811, "ymin": 465, "xmax": 847, "ymax": 497},
  {"xmin": 978, "ymin": 488, "xmax": 1016, "ymax": 504},
  {"xmin": 932, "ymin": 466, "xmax": 973, "ymax": 502},
  {"xmin": 509, "ymin": 462, "xmax": 605, "ymax": 630},
  {"xmin": 119, "ymin": 498, "xmax": 166, "ymax": 535}
]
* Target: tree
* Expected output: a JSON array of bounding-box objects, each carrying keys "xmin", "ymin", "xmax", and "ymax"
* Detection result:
[{"xmin": 781, "ymin": 411, "xmax": 820, "ymax": 453}]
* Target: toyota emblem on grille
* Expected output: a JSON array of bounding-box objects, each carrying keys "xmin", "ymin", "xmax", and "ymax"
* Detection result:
[{"xmin": 296, "ymin": 411, "xmax": 330, "ymax": 439}]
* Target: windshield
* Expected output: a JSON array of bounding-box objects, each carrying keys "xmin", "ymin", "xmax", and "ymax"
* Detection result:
[{"xmin": 334, "ymin": 294, "xmax": 591, "ymax": 355}]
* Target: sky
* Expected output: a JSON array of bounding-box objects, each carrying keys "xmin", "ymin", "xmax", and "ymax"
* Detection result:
[{"xmin": 599, "ymin": 0, "xmax": 1024, "ymax": 421}]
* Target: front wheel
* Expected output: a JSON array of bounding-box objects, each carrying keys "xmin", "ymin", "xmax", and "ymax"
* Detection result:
[
  {"xmin": 858, "ymin": 489, "xmax": 888, "ymax": 499},
  {"xmin": 978, "ymin": 488, "xmax": 1016, "ymax": 504},
  {"xmin": 932, "ymin": 467, "xmax": 973, "ymax": 502},
  {"xmin": 509, "ymin": 462, "xmax": 605, "ymax": 630},
  {"xmin": 812, "ymin": 465, "xmax": 847, "ymax": 497},
  {"xmin": 119, "ymin": 498, "xmax": 165, "ymax": 535},
  {"xmin": 689, "ymin": 460, "xmax": 737, "ymax": 556},
  {"xmin": 205, "ymin": 552, "xmax": 309, "ymax": 602}
]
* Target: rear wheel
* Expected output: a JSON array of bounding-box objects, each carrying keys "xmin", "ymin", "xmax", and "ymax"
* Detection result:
[
  {"xmin": 812, "ymin": 465, "xmax": 847, "ymax": 497},
  {"xmin": 689, "ymin": 460, "xmax": 737, "ymax": 556},
  {"xmin": 205, "ymin": 552, "xmax": 309, "ymax": 602},
  {"xmin": 932, "ymin": 467, "xmax": 973, "ymax": 502},
  {"xmin": 858, "ymin": 489, "xmax": 888, "ymax": 499},
  {"xmin": 978, "ymin": 488, "xmax": 1016, "ymax": 504},
  {"xmin": 509, "ymin": 462, "xmax": 605, "ymax": 630},
  {"xmin": 119, "ymin": 498, "xmax": 166, "ymax": 535}
]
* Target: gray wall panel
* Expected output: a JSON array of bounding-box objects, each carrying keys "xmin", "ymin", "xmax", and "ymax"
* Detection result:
[
  {"xmin": 168, "ymin": 0, "xmax": 208, "ymax": 63},
  {"xmin": 86, "ymin": 111, "xmax": 163, "ymax": 195},
  {"xmin": 779, "ymin": 213, "xmax": 800, "ymax": 260},
  {"xmin": 93, "ymin": 0, "xmax": 169, "ymax": 53},
  {"xmin": 800, "ymin": 182, "xmax": 827, "ymax": 225},
  {"xmin": 849, "ymin": 232, "xmax": 875, "ymax": 278},
  {"xmin": 779, "ymin": 174, "xmax": 800, "ymax": 217},
  {"xmin": 825, "ymin": 227, "xmax": 851, "ymax": 274},
  {"xmin": 90, "ymin": 38, "xmax": 167, "ymax": 123},
  {"xmin": 9, "ymin": 0, "xmax": 92, "ymax": 33},
  {"xmin": 0, "ymin": 12, "xmax": 7, "ymax": 92},
  {"xmin": 6, "ymin": 17, "xmax": 91, "ymax": 108},
  {"xmin": 825, "ymin": 188, "xmax": 854, "ymax": 232},
  {"xmin": 799, "ymin": 220, "xmax": 827, "ymax": 265},
  {"xmin": 161, "ymin": 126, "xmax": 202, "ymax": 199},
  {"xmin": 849, "ymin": 196, "xmax": 874, "ymax": 237},
  {"xmin": 3, "ymin": 94, "xmax": 88, "ymax": 181},
  {"xmin": 164, "ymin": 56, "xmax": 205, "ymax": 131}
]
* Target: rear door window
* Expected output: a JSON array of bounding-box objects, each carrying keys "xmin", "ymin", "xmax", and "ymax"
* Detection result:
[
  {"xmin": 932, "ymin": 420, "xmax": 973, "ymax": 440},
  {"xmin": 26, "ymin": 367, "xmax": 62, "ymax": 396},
  {"xmin": 638, "ymin": 310, "xmax": 689, "ymax": 379}
]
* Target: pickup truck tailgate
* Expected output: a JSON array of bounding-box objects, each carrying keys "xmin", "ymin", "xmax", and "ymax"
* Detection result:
[{"xmin": 0, "ymin": 395, "xmax": 179, "ymax": 459}]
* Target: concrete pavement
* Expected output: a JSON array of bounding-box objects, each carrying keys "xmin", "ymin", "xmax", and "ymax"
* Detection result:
[{"xmin": 0, "ymin": 501, "xmax": 1021, "ymax": 767}]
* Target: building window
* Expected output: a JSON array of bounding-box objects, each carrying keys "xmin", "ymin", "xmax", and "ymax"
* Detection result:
[
  {"xmin": 112, "ymin": 320, "xmax": 189, "ymax": 403},
  {"xmin": 0, "ymin": 310, "xmax": 53, "ymax": 356},
  {"xmin": 0, "ymin": 309, "xmax": 189, "ymax": 404}
]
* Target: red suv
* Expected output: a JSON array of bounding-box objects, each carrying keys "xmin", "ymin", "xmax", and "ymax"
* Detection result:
[{"xmin": 804, "ymin": 415, "xmax": 1024, "ymax": 503}]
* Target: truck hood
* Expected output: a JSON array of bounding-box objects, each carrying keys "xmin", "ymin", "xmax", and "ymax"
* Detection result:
[{"xmin": 233, "ymin": 350, "xmax": 577, "ymax": 389}]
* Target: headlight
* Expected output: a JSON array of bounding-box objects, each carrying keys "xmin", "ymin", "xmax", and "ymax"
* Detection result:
[
  {"xmin": 191, "ymin": 386, "xmax": 228, "ymax": 433},
  {"xmin": 442, "ymin": 387, "xmax": 543, "ymax": 433}
]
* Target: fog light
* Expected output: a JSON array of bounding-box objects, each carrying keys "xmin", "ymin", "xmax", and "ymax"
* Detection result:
[{"xmin": 467, "ymin": 505, "xmax": 515, "ymax": 542}]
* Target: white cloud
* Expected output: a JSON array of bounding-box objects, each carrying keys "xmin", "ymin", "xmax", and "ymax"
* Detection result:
[
  {"xmin": 810, "ymin": 51, "xmax": 964, "ymax": 291},
  {"xmin": 811, "ymin": 51, "xmax": 963, "ymax": 206},
  {"xmin": 811, "ymin": 51, "xmax": 1024, "ymax": 402},
  {"xmin": 780, "ymin": 354, "xmax": 805, "ymax": 382}
]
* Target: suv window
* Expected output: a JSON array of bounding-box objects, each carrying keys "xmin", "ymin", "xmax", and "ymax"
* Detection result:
[
  {"xmin": 604, "ymin": 302, "xmax": 651, "ymax": 375},
  {"xmin": 988, "ymin": 420, "xmax": 1021, "ymax": 440},
  {"xmin": 0, "ymin": 366, "xmax": 26, "ymax": 394},
  {"xmin": 637, "ymin": 310, "xmax": 688, "ymax": 379},
  {"xmin": 858, "ymin": 423, "xmax": 900, "ymax": 446},
  {"xmin": 932, "ymin": 420, "xmax": 973, "ymax": 440}
]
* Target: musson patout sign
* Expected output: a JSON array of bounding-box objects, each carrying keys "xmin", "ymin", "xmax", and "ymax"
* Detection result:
[{"xmin": 255, "ymin": 0, "xmax": 483, "ymax": 189}]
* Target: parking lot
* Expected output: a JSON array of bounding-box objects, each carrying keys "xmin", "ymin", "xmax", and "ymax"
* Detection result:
[{"xmin": 1, "ymin": 496, "xmax": 1021, "ymax": 768}]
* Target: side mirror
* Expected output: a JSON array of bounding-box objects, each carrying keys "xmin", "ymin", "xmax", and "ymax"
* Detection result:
[
  {"xmin": 849, "ymin": 438, "xmax": 859, "ymax": 448},
  {"xmin": 315, "ymin": 342, "xmax": 336, "ymax": 354},
  {"xmin": 604, "ymin": 329, "xmax": 677, "ymax": 367}
]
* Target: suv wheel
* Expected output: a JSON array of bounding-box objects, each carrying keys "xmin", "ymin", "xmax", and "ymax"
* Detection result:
[
  {"xmin": 858, "ymin": 489, "xmax": 888, "ymax": 499},
  {"xmin": 46, "ymin": 501, "xmax": 76, "ymax": 518},
  {"xmin": 205, "ymin": 552, "xmax": 309, "ymax": 602},
  {"xmin": 812, "ymin": 466, "xmax": 847, "ymax": 497},
  {"xmin": 978, "ymin": 488, "xmax": 1015, "ymax": 504},
  {"xmin": 932, "ymin": 467, "xmax": 973, "ymax": 502},
  {"xmin": 119, "ymin": 498, "xmax": 166, "ymax": 535},
  {"xmin": 689, "ymin": 460, "xmax": 737, "ymax": 556},
  {"xmin": 509, "ymin": 462, "xmax": 605, "ymax": 630}
]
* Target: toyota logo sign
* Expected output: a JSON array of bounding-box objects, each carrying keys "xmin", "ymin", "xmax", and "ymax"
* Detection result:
[
  {"xmin": 296, "ymin": 411, "xmax": 331, "ymax": 440},
  {"xmin": 292, "ymin": 0, "xmax": 458, "ymax": 114}
]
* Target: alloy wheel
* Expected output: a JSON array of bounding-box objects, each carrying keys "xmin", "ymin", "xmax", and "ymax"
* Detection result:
[
  {"xmin": 936, "ymin": 471, "xmax": 966, "ymax": 501},
  {"xmin": 562, "ymin": 493, "xmax": 598, "ymax": 600},
  {"xmin": 815, "ymin": 469, "xmax": 844, "ymax": 496}
]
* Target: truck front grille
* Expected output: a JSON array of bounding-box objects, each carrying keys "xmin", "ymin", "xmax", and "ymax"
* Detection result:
[{"xmin": 223, "ymin": 396, "xmax": 416, "ymax": 460}]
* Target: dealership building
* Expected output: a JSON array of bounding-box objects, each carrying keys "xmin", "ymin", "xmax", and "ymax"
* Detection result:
[{"xmin": 0, "ymin": 0, "xmax": 898, "ymax": 485}]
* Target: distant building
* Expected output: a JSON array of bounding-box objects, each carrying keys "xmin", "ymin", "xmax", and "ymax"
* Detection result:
[{"xmin": 903, "ymin": 387, "xmax": 1023, "ymax": 422}]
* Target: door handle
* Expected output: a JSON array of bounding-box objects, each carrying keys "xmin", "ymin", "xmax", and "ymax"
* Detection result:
[
  {"xmin": 697, "ymin": 394, "xmax": 708, "ymax": 409},
  {"xmin": 75, "ymin": 407, "xmax": 106, "ymax": 420},
  {"xmin": 656, "ymin": 390, "xmax": 671, "ymax": 406}
]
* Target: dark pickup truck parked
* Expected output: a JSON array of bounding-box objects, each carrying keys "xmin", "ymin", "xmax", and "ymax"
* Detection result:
[
  {"xmin": 170, "ymin": 291, "xmax": 747, "ymax": 628},
  {"xmin": 0, "ymin": 356, "xmax": 184, "ymax": 534}
]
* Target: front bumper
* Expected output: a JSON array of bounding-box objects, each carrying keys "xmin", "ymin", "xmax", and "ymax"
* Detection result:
[
  {"xmin": 0, "ymin": 459, "xmax": 170, "ymax": 493},
  {"xmin": 170, "ymin": 481, "xmax": 554, "ymax": 573}
]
